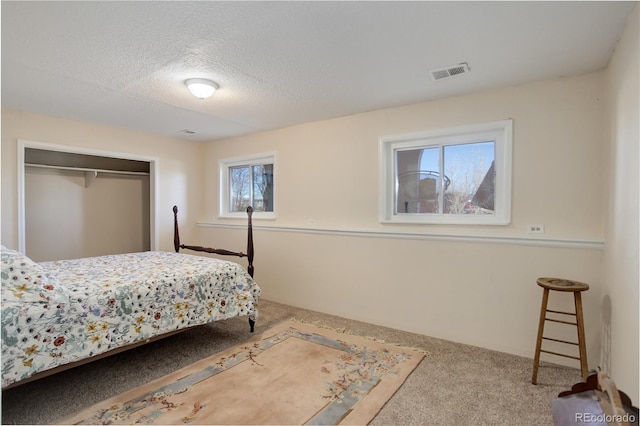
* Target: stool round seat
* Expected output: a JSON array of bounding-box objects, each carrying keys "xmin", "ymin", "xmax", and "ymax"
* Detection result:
[{"xmin": 537, "ymin": 277, "xmax": 589, "ymax": 292}]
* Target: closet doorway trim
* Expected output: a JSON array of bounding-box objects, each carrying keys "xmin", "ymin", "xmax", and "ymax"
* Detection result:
[{"xmin": 17, "ymin": 139, "xmax": 159, "ymax": 253}]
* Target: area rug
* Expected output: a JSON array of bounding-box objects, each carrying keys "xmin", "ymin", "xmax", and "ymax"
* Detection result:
[{"xmin": 56, "ymin": 319, "xmax": 425, "ymax": 425}]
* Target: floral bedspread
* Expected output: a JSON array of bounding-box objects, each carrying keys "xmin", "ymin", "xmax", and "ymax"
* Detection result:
[{"xmin": 1, "ymin": 247, "xmax": 260, "ymax": 389}]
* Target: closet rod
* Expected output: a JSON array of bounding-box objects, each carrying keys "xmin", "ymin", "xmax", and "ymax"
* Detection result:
[{"xmin": 25, "ymin": 163, "xmax": 150, "ymax": 176}]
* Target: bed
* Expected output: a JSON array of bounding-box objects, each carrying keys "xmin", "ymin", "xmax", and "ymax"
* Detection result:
[{"xmin": 1, "ymin": 206, "xmax": 260, "ymax": 390}]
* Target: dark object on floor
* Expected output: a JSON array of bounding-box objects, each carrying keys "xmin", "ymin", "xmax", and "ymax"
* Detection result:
[{"xmin": 552, "ymin": 372, "xmax": 638, "ymax": 426}]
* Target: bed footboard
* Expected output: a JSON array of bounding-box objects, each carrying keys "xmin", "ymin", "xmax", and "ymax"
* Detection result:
[
  {"xmin": 173, "ymin": 205, "xmax": 256, "ymax": 332},
  {"xmin": 173, "ymin": 205, "xmax": 254, "ymax": 277}
]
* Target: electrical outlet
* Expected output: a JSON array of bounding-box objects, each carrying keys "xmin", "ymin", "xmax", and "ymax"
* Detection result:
[
  {"xmin": 308, "ymin": 219, "xmax": 316, "ymax": 225},
  {"xmin": 527, "ymin": 224, "xmax": 545, "ymax": 234}
]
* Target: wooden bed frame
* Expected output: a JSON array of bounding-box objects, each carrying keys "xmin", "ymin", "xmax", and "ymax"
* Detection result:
[
  {"xmin": 173, "ymin": 205, "xmax": 254, "ymax": 278},
  {"xmin": 173, "ymin": 204, "xmax": 256, "ymax": 332},
  {"xmin": 3, "ymin": 206, "xmax": 257, "ymax": 390}
]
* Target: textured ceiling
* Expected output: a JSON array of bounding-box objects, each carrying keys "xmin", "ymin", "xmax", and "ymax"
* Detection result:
[{"xmin": 1, "ymin": 1, "xmax": 635, "ymax": 142}]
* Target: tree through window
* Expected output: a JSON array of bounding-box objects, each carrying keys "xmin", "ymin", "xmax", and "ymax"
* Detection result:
[
  {"xmin": 220, "ymin": 153, "xmax": 275, "ymax": 218},
  {"xmin": 229, "ymin": 164, "xmax": 274, "ymax": 212}
]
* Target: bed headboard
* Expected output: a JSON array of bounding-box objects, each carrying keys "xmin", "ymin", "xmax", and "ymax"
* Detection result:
[{"xmin": 173, "ymin": 206, "xmax": 255, "ymax": 277}]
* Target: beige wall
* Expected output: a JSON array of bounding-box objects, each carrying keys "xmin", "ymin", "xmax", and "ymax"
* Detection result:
[
  {"xmin": 1, "ymin": 109, "xmax": 204, "ymax": 254},
  {"xmin": 603, "ymin": 5, "xmax": 639, "ymax": 403},
  {"xmin": 205, "ymin": 73, "xmax": 605, "ymax": 241},
  {"xmin": 202, "ymin": 72, "xmax": 607, "ymax": 369}
]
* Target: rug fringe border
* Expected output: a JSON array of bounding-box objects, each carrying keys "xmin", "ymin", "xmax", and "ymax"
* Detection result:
[{"xmin": 289, "ymin": 317, "xmax": 430, "ymax": 356}]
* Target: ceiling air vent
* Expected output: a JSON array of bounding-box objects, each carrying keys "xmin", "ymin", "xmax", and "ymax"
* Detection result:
[{"xmin": 428, "ymin": 62, "xmax": 470, "ymax": 81}]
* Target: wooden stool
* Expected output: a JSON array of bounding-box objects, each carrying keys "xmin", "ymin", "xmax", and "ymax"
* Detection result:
[{"xmin": 531, "ymin": 277, "xmax": 589, "ymax": 384}]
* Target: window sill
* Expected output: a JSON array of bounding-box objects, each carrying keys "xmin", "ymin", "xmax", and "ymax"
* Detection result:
[
  {"xmin": 218, "ymin": 212, "xmax": 277, "ymax": 220},
  {"xmin": 380, "ymin": 214, "xmax": 510, "ymax": 226}
]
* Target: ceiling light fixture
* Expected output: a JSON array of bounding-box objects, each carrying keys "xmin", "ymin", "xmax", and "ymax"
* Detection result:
[{"xmin": 185, "ymin": 78, "xmax": 218, "ymax": 99}]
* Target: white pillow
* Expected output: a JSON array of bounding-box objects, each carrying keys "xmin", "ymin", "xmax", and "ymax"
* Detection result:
[{"xmin": 1, "ymin": 246, "xmax": 69, "ymax": 303}]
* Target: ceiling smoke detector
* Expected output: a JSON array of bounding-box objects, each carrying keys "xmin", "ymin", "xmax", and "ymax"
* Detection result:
[{"xmin": 428, "ymin": 62, "xmax": 471, "ymax": 81}]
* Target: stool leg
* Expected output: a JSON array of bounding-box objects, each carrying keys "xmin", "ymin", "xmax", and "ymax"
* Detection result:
[
  {"xmin": 574, "ymin": 292, "xmax": 589, "ymax": 379},
  {"xmin": 532, "ymin": 288, "xmax": 550, "ymax": 384}
]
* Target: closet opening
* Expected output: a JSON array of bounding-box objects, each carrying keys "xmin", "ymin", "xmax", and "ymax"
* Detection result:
[{"xmin": 18, "ymin": 140, "xmax": 158, "ymax": 261}]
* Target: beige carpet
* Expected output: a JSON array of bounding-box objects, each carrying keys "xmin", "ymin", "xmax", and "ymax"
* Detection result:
[
  {"xmin": 56, "ymin": 320, "xmax": 424, "ymax": 425},
  {"xmin": 2, "ymin": 300, "xmax": 585, "ymax": 425}
]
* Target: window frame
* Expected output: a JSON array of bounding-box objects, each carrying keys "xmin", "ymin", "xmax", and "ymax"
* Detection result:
[
  {"xmin": 379, "ymin": 120, "xmax": 512, "ymax": 225},
  {"xmin": 219, "ymin": 152, "xmax": 276, "ymax": 219}
]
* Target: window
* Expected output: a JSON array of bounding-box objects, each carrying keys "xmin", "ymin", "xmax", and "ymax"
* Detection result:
[
  {"xmin": 220, "ymin": 153, "xmax": 275, "ymax": 218},
  {"xmin": 379, "ymin": 120, "xmax": 512, "ymax": 225}
]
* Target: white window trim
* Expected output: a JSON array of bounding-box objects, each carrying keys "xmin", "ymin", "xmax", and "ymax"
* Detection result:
[
  {"xmin": 379, "ymin": 120, "xmax": 512, "ymax": 225},
  {"xmin": 219, "ymin": 152, "xmax": 276, "ymax": 219}
]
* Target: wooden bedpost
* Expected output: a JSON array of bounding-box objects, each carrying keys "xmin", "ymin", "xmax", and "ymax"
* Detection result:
[
  {"xmin": 173, "ymin": 205, "xmax": 180, "ymax": 252},
  {"xmin": 246, "ymin": 206, "xmax": 255, "ymax": 332},
  {"xmin": 246, "ymin": 206, "xmax": 254, "ymax": 278},
  {"xmin": 172, "ymin": 204, "xmax": 256, "ymax": 333}
]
